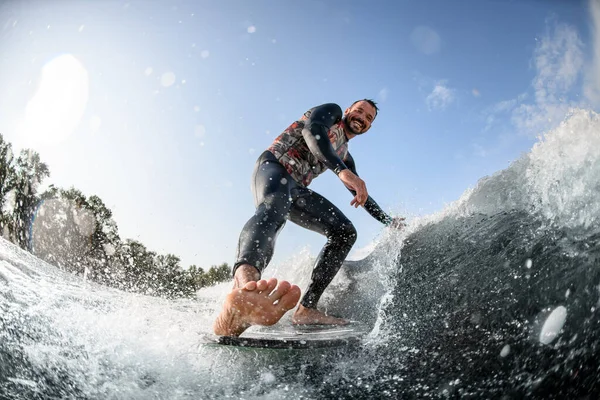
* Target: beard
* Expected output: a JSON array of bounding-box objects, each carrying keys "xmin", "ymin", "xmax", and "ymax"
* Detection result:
[{"xmin": 343, "ymin": 115, "xmax": 366, "ymax": 136}]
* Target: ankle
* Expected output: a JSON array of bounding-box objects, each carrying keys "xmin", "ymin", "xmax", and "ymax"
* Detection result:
[
  {"xmin": 295, "ymin": 304, "xmax": 312, "ymax": 314},
  {"xmin": 234, "ymin": 264, "xmax": 261, "ymax": 288}
]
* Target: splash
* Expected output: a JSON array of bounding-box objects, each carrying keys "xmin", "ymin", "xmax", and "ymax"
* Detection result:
[
  {"xmin": 527, "ymin": 109, "xmax": 600, "ymax": 228},
  {"xmin": 417, "ymin": 109, "xmax": 600, "ymax": 232}
]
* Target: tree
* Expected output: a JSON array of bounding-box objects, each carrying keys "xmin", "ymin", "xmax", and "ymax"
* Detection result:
[
  {"xmin": 203, "ymin": 263, "xmax": 231, "ymax": 286},
  {"xmin": 0, "ymin": 134, "xmax": 232, "ymax": 299},
  {"xmin": 187, "ymin": 265, "xmax": 207, "ymax": 289},
  {"xmin": 186, "ymin": 263, "xmax": 231, "ymax": 290},
  {"xmin": 11, "ymin": 149, "xmax": 49, "ymax": 249},
  {"xmin": 0, "ymin": 134, "xmax": 15, "ymax": 237}
]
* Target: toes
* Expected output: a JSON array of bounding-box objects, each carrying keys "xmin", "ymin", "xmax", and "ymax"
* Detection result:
[
  {"xmin": 242, "ymin": 281, "xmax": 257, "ymax": 291},
  {"xmin": 258, "ymin": 278, "xmax": 277, "ymax": 295},
  {"xmin": 265, "ymin": 278, "xmax": 277, "ymax": 294},
  {"xmin": 255, "ymin": 279, "xmax": 269, "ymax": 291},
  {"xmin": 278, "ymin": 285, "xmax": 301, "ymax": 311},
  {"xmin": 268, "ymin": 281, "xmax": 291, "ymax": 301}
]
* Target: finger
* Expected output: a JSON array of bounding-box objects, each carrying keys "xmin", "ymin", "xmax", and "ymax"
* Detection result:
[
  {"xmin": 355, "ymin": 190, "xmax": 363, "ymax": 202},
  {"xmin": 359, "ymin": 193, "xmax": 367, "ymax": 206}
]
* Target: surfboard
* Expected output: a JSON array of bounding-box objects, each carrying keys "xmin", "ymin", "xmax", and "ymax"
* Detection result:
[{"xmin": 202, "ymin": 321, "xmax": 371, "ymax": 349}]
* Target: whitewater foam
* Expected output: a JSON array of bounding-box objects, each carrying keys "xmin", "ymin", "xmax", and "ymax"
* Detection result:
[{"xmin": 404, "ymin": 109, "xmax": 600, "ymax": 233}]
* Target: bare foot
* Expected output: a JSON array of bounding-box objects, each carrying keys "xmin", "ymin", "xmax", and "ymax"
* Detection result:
[
  {"xmin": 291, "ymin": 304, "xmax": 349, "ymax": 325},
  {"xmin": 213, "ymin": 278, "xmax": 301, "ymax": 336}
]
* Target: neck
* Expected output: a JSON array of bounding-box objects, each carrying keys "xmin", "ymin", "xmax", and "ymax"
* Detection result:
[{"xmin": 342, "ymin": 120, "xmax": 357, "ymax": 140}]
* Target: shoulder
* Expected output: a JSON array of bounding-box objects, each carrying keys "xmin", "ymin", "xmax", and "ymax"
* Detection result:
[
  {"xmin": 306, "ymin": 103, "xmax": 343, "ymax": 122},
  {"xmin": 313, "ymin": 103, "xmax": 342, "ymax": 115}
]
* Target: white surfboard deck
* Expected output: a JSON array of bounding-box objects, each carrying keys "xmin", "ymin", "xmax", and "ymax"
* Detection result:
[{"xmin": 202, "ymin": 321, "xmax": 371, "ymax": 349}]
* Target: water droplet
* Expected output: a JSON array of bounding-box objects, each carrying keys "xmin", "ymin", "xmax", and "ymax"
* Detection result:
[
  {"xmin": 540, "ymin": 306, "xmax": 567, "ymax": 345},
  {"xmin": 260, "ymin": 372, "xmax": 276, "ymax": 383}
]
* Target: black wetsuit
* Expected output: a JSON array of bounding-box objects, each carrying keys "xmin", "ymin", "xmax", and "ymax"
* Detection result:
[{"xmin": 234, "ymin": 103, "xmax": 392, "ymax": 308}]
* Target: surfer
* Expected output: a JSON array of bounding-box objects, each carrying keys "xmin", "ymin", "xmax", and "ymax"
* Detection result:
[{"xmin": 213, "ymin": 100, "xmax": 404, "ymax": 337}]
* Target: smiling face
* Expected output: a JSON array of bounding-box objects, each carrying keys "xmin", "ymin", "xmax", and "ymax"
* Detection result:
[{"xmin": 343, "ymin": 100, "xmax": 377, "ymax": 137}]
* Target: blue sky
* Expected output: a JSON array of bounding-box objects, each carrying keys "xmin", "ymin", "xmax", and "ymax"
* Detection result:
[{"xmin": 0, "ymin": 0, "xmax": 598, "ymax": 270}]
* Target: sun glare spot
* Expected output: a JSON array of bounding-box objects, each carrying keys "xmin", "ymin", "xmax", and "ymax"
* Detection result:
[
  {"xmin": 160, "ymin": 72, "xmax": 176, "ymax": 87},
  {"xmin": 17, "ymin": 54, "xmax": 89, "ymax": 146},
  {"xmin": 194, "ymin": 125, "xmax": 206, "ymax": 138}
]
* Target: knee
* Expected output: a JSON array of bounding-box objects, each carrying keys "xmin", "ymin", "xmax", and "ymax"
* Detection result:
[{"xmin": 332, "ymin": 221, "xmax": 357, "ymax": 246}]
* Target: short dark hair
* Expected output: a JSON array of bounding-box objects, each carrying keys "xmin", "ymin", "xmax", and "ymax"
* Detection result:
[{"xmin": 351, "ymin": 99, "xmax": 379, "ymax": 116}]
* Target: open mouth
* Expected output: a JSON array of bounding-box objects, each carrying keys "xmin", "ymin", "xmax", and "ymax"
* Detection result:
[{"xmin": 350, "ymin": 118, "xmax": 364, "ymax": 131}]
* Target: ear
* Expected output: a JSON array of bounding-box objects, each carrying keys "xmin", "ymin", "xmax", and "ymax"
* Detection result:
[{"xmin": 344, "ymin": 106, "xmax": 351, "ymax": 116}]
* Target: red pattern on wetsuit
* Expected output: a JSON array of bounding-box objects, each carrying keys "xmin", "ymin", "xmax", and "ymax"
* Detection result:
[{"xmin": 268, "ymin": 108, "xmax": 349, "ymax": 187}]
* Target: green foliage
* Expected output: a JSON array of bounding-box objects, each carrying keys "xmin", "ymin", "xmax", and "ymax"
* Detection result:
[
  {"xmin": 0, "ymin": 133, "xmax": 231, "ymax": 298},
  {"xmin": 0, "ymin": 135, "xmax": 15, "ymax": 236}
]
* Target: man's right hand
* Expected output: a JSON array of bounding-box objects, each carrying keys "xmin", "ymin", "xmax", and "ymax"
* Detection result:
[{"xmin": 338, "ymin": 169, "xmax": 368, "ymax": 207}]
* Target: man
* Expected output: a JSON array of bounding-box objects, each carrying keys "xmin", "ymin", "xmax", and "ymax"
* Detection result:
[{"xmin": 214, "ymin": 99, "xmax": 404, "ymax": 337}]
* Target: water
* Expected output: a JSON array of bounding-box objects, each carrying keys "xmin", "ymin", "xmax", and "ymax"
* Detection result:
[{"xmin": 1, "ymin": 109, "xmax": 599, "ymax": 399}]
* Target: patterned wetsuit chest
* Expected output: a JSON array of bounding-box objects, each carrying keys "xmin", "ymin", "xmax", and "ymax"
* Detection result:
[{"xmin": 268, "ymin": 116, "xmax": 348, "ymax": 187}]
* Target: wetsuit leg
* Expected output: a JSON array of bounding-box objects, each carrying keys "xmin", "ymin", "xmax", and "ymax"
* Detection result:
[
  {"xmin": 233, "ymin": 151, "xmax": 296, "ymax": 275},
  {"xmin": 288, "ymin": 189, "xmax": 357, "ymax": 308}
]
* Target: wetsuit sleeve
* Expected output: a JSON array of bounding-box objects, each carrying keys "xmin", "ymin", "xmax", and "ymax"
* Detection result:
[
  {"xmin": 301, "ymin": 103, "xmax": 348, "ymax": 175},
  {"xmin": 344, "ymin": 152, "xmax": 394, "ymax": 226}
]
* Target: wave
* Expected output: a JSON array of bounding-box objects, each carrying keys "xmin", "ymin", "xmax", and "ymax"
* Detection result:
[{"xmin": 1, "ymin": 109, "xmax": 599, "ymax": 398}]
